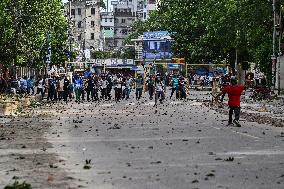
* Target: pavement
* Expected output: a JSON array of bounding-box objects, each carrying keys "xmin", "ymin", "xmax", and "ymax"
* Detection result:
[
  {"xmin": 46, "ymin": 91, "xmax": 284, "ymax": 189},
  {"xmin": 1, "ymin": 90, "xmax": 284, "ymax": 189}
]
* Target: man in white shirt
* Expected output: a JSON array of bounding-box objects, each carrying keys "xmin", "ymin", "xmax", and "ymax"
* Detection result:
[
  {"xmin": 100, "ymin": 77, "xmax": 108, "ymax": 100},
  {"xmin": 154, "ymin": 77, "xmax": 165, "ymax": 105}
]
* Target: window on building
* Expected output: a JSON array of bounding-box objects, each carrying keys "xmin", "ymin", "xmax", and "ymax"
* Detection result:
[
  {"xmin": 91, "ymin": 21, "xmax": 95, "ymax": 27},
  {"xmin": 121, "ymin": 29, "xmax": 128, "ymax": 35},
  {"xmin": 78, "ymin": 34, "xmax": 81, "ymax": 41},
  {"xmin": 121, "ymin": 19, "xmax": 126, "ymax": 23},
  {"xmin": 144, "ymin": 13, "xmax": 146, "ymax": 19},
  {"xmin": 91, "ymin": 8, "xmax": 96, "ymax": 15},
  {"xmin": 78, "ymin": 21, "xmax": 82, "ymax": 28},
  {"xmin": 91, "ymin": 33, "xmax": 94, "ymax": 40},
  {"xmin": 109, "ymin": 18, "xmax": 112, "ymax": 22},
  {"xmin": 105, "ymin": 18, "xmax": 108, "ymax": 22},
  {"xmin": 78, "ymin": 8, "xmax": 81, "ymax": 15},
  {"xmin": 71, "ymin": 9, "xmax": 75, "ymax": 15}
]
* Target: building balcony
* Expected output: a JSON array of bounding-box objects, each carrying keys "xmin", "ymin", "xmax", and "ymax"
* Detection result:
[{"xmin": 114, "ymin": 12, "xmax": 134, "ymax": 17}]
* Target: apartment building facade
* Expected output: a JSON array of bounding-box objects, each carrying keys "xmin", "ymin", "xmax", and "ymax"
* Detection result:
[
  {"xmin": 65, "ymin": 0, "xmax": 158, "ymax": 53},
  {"xmin": 112, "ymin": 0, "xmax": 158, "ymax": 49},
  {"xmin": 101, "ymin": 12, "xmax": 115, "ymax": 50},
  {"xmin": 65, "ymin": 0, "xmax": 102, "ymax": 53}
]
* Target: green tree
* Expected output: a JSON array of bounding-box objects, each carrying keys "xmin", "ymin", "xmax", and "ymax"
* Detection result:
[
  {"xmin": 127, "ymin": 0, "xmax": 277, "ymax": 82},
  {"xmin": 0, "ymin": 0, "xmax": 69, "ymax": 68}
]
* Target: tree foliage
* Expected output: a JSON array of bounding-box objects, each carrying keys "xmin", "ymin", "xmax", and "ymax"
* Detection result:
[
  {"xmin": 126, "ymin": 0, "xmax": 280, "ymax": 78},
  {"xmin": 0, "ymin": 0, "xmax": 68, "ymax": 68}
]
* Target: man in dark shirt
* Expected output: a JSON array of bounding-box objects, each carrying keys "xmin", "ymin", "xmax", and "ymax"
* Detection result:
[
  {"xmin": 218, "ymin": 77, "xmax": 246, "ymax": 127},
  {"xmin": 86, "ymin": 76, "xmax": 94, "ymax": 102},
  {"xmin": 63, "ymin": 76, "xmax": 70, "ymax": 103}
]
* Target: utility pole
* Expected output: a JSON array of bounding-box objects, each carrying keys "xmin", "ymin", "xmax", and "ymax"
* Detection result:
[
  {"xmin": 46, "ymin": 30, "xmax": 52, "ymax": 77},
  {"xmin": 68, "ymin": 0, "xmax": 72, "ymax": 72},
  {"xmin": 277, "ymin": 5, "xmax": 282, "ymax": 95},
  {"xmin": 272, "ymin": 0, "xmax": 277, "ymax": 90}
]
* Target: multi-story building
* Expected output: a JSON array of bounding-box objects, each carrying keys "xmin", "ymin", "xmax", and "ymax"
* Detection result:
[
  {"xmin": 112, "ymin": 0, "xmax": 158, "ymax": 49},
  {"xmin": 65, "ymin": 0, "xmax": 159, "ymax": 54},
  {"xmin": 101, "ymin": 12, "xmax": 115, "ymax": 50},
  {"xmin": 65, "ymin": 0, "xmax": 102, "ymax": 54},
  {"xmin": 145, "ymin": 0, "xmax": 158, "ymax": 19}
]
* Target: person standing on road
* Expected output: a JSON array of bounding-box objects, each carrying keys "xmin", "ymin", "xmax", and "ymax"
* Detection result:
[
  {"xmin": 178, "ymin": 76, "xmax": 187, "ymax": 100},
  {"xmin": 123, "ymin": 76, "xmax": 132, "ymax": 100},
  {"xmin": 47, "ymin": 77, "xmax": 56, "ymax": 101},
  {"xmin": 114, "ymin": 75, "xmax": 123, "ymax": 102},
  {"xmin": 57, "ymin": 76, "xmax": 64, "ymax": 101},
  {"xmin": 100, "ymin": 77, "xmax": 108, "ymax": 100},
  {"xmin": 74, "ymin": 75, "xmax": 83, "ymax": 103},
  {"xmin": 93, "ymin": 75, "xmax": 100, "ymax": 101},
  {"xmin": 170, "ymin": 74, "xmax": 179, "ymax": 99},
  {"xmin": 135, "ymin": 75, "xmax": 144, "ymax": 100},
  {"xmin": 85, "ymin": 76, "xmax": 94, "ymax": 102},
  {"xmin": 217, "ymin": 77, "xmax": 246, "ymax": 127},
  {"xmin": 146, "ymin": 76, "xmax": 155, "ymax": 100},
  {"xmin": 27, "ymin": 76, "xmax": 35, "ymax": 95},
  {"xmin": 106, "ymin": 75, "xmax": 113, "ymax": 100},
  {"xmin": 36, "ymin": 76, "xmax": 45, "ymax": 100},
  {"xmin": 20, "ymin": 76, "xmax": 28, "ymax": 94},
  {"xmin": 154, "ymin": 77, "xmax": 165, "ymax": 105},
  {"xmin": 63, "ymin": 76, "xmax": 70, "ymax": 103}
]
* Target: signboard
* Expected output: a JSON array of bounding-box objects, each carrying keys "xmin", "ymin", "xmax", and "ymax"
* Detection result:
[
  {"xmin": 168, "ymin": 64, "xmax": 180, "ymax": 69},
  {"xmin": 111, "ymin": 1, "xmax": 118, "ymax": 5},
  {"xmin": 84, "ymin": 49, "xmax": 91, "ymax": 59},
  {"xmin": 143, "ymin": 31, "xmax": 171, "ymax": 39},
  {"xmin": 172, "ymin": 58, "xmax": 185, "ymax": 64},
  {"xmin": 90, "ymin": 59, "xmax": 134, "ymax": 67},
  {"xmin": 86, "ymin": 1, "xmax": 97, "ymax": 5},
  {"xmin": 143, "ymin": 31, "xmax": 173, "ymax": 60}
]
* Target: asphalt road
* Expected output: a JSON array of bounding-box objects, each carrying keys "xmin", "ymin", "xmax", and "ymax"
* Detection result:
[{"xmin": 46, "ymin": 92, "xmax": 284, "ymax": 189}]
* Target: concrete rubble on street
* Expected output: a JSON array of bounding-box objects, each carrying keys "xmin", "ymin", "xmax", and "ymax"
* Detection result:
[{"xmin": 0, "ymin": 90, "xmax": 283, "ymax": 189}]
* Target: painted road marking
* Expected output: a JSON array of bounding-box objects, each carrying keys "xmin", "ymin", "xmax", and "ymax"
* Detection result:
[
  {"xmin": 190, "ymin": 102, "xmax": 203, "ymax": 106},
  {"xmin": 49, "ymin": 136, "xmax": 212, "ymax": 143},
  {"xmin": 230, "ymin": 130, "xmax": 260, "ymax": 139},
  {"xmin": 209, "ymin": 125, "xmax": 260, "ymax": 139},
  {"xmin": 100, "ymin": 103, "xmax": 114, "ymax": 107},
  {"xmin": 218, "ymin": 149, "xmax": 284, "ymax": 156}
]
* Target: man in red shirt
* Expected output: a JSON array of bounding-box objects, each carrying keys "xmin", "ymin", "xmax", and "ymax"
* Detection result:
[{"xmin": 218, "ymin": 77, "xmax": 246, "ymax": 127}]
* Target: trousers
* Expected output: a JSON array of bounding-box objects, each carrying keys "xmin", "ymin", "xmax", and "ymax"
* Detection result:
[{"xmin": 229, "ymin": 106, "xmax": 240, "ymax": 123}]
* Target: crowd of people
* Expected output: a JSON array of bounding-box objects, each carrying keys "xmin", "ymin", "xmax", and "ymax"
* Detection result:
[
  {"xmin": 0, "ymin": 73, "xmax": 190, "ymax": 105},
  {"xmin": 0, "ymin": 72, "xmax": 254, "ymax": 127}
]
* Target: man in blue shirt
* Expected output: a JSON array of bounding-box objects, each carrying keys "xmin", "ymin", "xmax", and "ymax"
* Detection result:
[
  {"xmin": 27, "ymin": 76, "xmax": 35, "ymax": 95},
  {"xmin": 74, "ymin": 75, "xmax": 83, "ymax": 103}
]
